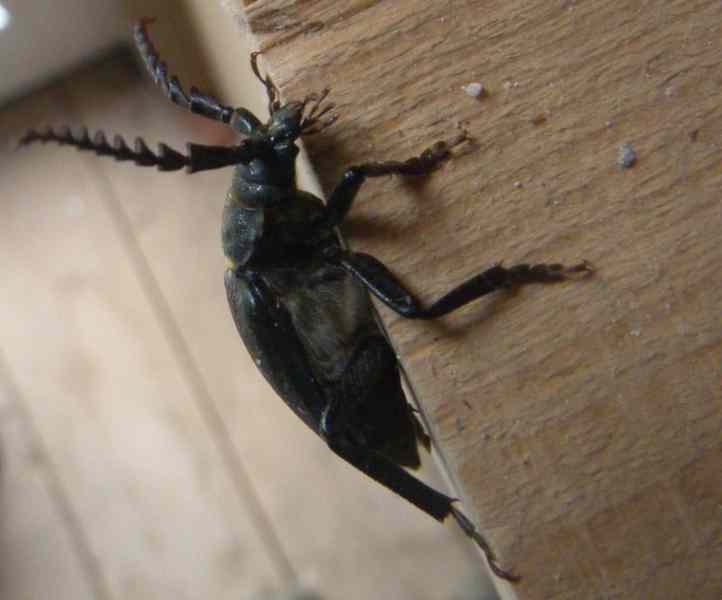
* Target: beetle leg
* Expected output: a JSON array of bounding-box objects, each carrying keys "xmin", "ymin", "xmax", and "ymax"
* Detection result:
[
  {"xmin": 327, "ymin": 438, "xmax": 520, "ymax": 582},
  {"xmin": 324, "ymin": 132, "xmax": 469, "ymax": 226},
  {"xmin": 412, "ymin": 413, "xmax": 432, "ymax": 451},
  {"xmin": 329, "ymin": 251, "xmax": 593, "ymax": 319}
]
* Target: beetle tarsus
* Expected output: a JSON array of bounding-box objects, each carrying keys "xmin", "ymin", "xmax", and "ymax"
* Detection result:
[
  {"xmin": 561, "ymin": 259, "xmax": 595, "ymax": 278},
  {"xmin": 357, "ymin": 132, "xmax": 470, "ymax": 177},
  {"xmin": 450, "ymin": 506, "xmax": 521, "ymax": 582},
  {"xmin": 323, "ymin": 134, "xmax": 470, "ymax": 227},
  {"xmin": 499, "ymin": 260, "xmax": 594, "ymax": 286},
  {"xmin": 300, "ymin": 88, "xmax": 338, "ymax": 135}
]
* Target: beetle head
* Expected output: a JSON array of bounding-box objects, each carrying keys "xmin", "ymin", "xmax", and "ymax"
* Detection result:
[
  {"xmin": 267, "ymin": 102, "xmax": 304, "ymax": 145},
  {"xmin": 267, "ymin": 92, "xmax": 337, "ymax": 145},
  {"xmin": 248, "ymin": 52, "xmax": 337, "ymax": 147}
]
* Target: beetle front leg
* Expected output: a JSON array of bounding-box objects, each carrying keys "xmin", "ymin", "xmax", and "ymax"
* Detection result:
[
  {"xmin": 329, "ymin": 251, "xmax": 592, "ymax": 319},
  {"xmin": 327, "ymin": 438, "xmax": 520, "ymax": 582},
  {"xmin": 324, "ymin": 132, "xmax": 469, "ymax": 227}
]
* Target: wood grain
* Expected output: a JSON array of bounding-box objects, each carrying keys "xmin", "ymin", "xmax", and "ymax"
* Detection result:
[{"xmin": 235, "ymin": 1, "xmax": 722, "ymax": 598}]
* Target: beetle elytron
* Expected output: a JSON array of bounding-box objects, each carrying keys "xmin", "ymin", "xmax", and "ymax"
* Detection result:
[{"xmin": 21, "ymin": 19, "xmax": 592, "ymax": 582}]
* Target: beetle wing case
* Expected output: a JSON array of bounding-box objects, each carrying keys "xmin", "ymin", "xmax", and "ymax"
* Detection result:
[{"xmin": 224, "ymin": 264, "xmax": 421, "ymax": 467}]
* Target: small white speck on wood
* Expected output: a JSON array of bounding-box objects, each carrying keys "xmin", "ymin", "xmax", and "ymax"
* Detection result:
[
  {"xmin": 461, "ymin": 82, "xmax": 485, "ymax": 98},
  {"xmin": 617, "ymin": 143, "xmax": 637, "ymax": 168}
]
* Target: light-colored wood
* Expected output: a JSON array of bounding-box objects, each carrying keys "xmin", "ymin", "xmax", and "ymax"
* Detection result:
[
  {"xmin": 0, "ymin": 63, "xmax": 280, "ymax": 599},
  {"xmin": 236, "ymin": 1, "xmax": 722, "ymax": 598},
  {"xmin": 0, "ymin": 360, "xmax": 98, "ymax": 600}
]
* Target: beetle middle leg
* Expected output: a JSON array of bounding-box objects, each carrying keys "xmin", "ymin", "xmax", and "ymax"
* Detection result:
[
  {"xmin": 324, "ymin": 132, "xmax": 469, "ymax": 227},
  {"xmin": 329, "ymin": 251, "xmax": 592, "ymax": 319}
]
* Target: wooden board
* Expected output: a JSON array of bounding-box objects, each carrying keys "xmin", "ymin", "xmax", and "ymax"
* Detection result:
[{"xmin": 231, "ymin": 1, "xmax": 722, "ymax": 598}]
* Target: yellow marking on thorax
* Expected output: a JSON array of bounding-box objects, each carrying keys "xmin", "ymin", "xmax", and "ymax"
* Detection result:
[
  {"xmin": 225, "ymin": 256, "xmax": 237, "ymax": 270},
  {"xmin": 225, "ymin": 189, "xmax": 241, "ymax": 208}
]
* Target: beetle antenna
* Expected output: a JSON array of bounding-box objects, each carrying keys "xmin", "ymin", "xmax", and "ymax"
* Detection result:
[
  {"xmin": 250, "ymin": 52, "xmax": 281, "ymax": 115},
  {"xmin": 19, "ymin": 126, "xmax": 190, "ymax": 171},
  {"xmin": 134, "ymin": 18, "xmax": 236, "ymax": 125},
  {"xmin": 19, "ymin": 126, "xmax": 259, "ymax": 173}
]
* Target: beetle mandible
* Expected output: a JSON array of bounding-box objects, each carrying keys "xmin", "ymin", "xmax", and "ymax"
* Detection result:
[{"xmin": 21, "ymin": 19, "xmax": 593, "ymax": 582}]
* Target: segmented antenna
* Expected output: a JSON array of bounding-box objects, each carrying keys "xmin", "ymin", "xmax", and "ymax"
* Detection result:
[
  {"xmin": 19, "ymin": 126, "xmax": 264, "ymax": 173},
  {"xmin": 134, "ymin": 18, "xmax": 234, "ymax": 124},
  {"xmin": 20, "ymin": 126, "xmax": 190, "ymax": 171},
  {"xmin": 250, "ymin": 51, "xmax": 281, "ymax": 115}
]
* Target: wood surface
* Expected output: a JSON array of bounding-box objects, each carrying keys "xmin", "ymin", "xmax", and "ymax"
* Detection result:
[{"xmin": 228, "ymin": 1, "xmax": 722, "ymax": 598}]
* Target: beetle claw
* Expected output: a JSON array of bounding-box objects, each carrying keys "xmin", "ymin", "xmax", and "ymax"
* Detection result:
[
  {"xmin": 562, "ymin": 260, "xmax": 595, "ymax": 278},
  {"xmin": 300, "ymin": 88, "xmax": 337, "ymax": 135}
]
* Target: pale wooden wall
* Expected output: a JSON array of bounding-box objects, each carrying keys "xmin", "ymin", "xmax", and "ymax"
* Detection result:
[{"xmin": 220, "ymin": 1, "xmax": 722, "ymax": 599}]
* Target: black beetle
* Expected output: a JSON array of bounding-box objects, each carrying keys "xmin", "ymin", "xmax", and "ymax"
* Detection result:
[{"xmin": 21, "ymin": 19, "xmax": 592, "ymax": 582}]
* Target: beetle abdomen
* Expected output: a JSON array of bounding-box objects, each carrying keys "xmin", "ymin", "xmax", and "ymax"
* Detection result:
[
  {"xmin": 225, "ymin": 262, "xmax": 420, "ymax": 466},
  {"xmin": 281, "ymin": 265, "xmax": 378, "ymax": 383},
  {"xmin": 327, "ymin": 334, "xmax": 421, "ymax": 468}
]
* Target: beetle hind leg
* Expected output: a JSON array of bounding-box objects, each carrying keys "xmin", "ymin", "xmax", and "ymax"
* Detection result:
[
  {"xmin": 450, "ymin": 506, "xmax": 521, "ymax": 582},
  {"xmin": 328, "ymin": 438, "xmax": 520, "ymax": 582},
  {"xmin": 412, "ymin": 412, "xmax": 432, "ymax": 452}
]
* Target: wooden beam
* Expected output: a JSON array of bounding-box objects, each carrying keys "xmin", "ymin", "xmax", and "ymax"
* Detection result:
[{"xmin": 232, "ymin": 1, "xmax": 722, "ymax": 598}]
